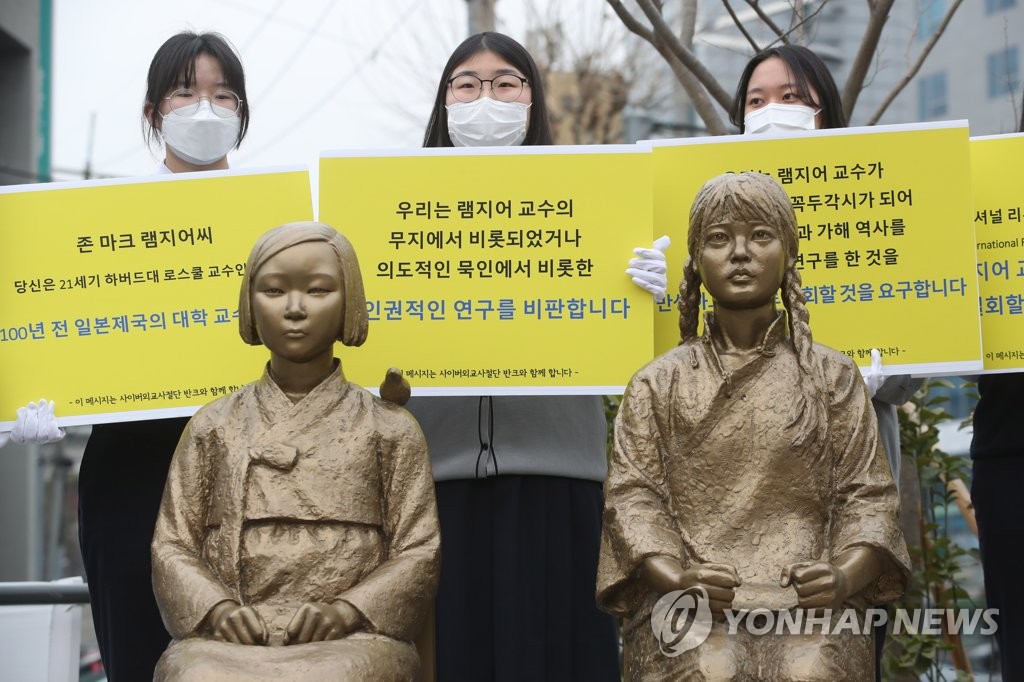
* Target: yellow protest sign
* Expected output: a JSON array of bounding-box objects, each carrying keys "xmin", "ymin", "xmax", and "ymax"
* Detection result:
[
  {"xmin": 319, "ymin": 146, "xmax": 654, "ymax": 394},
  {"xmin": 650, "ymin": 121, "xmax": 981, "ymax": 376},
  {"xmin": 0, "ymin": 168, "xmax": 313, "ymax": 427},
  {"xmin": 971, "ymin": 133, "xmax": 1024, "ymax": 371}
]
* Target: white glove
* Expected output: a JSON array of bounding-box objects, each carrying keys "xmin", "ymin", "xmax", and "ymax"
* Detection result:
[
  {"xmin": 864, "ymin": 349, "xmax": 885, "ymax": 398},
  {"xmin": 627, "ymin": 235, "xmax": 671, "ymax": 301},
  {"xmin": 6, "ymin": 399, "xmax": 66, "ymax": 445}
]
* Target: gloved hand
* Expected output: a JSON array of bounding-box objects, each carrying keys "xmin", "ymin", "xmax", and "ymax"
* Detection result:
[
  {"xmin": 4, "ymin": 399, "xmax": 66, "ymax": 446},
  {"xmin": 864, "ymin": 349, "xmax": 885, "ymax": 398},
  {"xmin": 627, "ymin": 235, "xmax": 671, "ymax": 301}
]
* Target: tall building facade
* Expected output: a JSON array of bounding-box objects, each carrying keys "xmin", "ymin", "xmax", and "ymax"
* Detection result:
[{"xmin": 913, "ymin": 0, "xmax": 1023, "ymax": 134}]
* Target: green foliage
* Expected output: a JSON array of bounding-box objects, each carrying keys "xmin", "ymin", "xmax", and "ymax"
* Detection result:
[{"xmin": 884, "ymin": 379, "xmax": 978, "ymax": 680}]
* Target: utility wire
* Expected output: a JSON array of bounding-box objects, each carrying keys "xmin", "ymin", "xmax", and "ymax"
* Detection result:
[
  {"xmin": 256, "ymin": 1, "xmax": 421, "ymax": 155},
  {"xmin": 240, "ymin": 0, "xmax": 286, "ymax": 52},
  {"xmin": 252, "ymin": 0, "xmax": 338, "ymax": 104},
  {"xmin": 212, "ymin": 0, "xmax": 356, "ymax": 47}
]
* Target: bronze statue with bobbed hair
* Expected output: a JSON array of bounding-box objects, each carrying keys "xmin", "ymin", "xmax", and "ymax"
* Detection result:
[
  {"xmin": 598, "ymin": 173, "xmax": 910, "ymax": 680},
  {"xmin": 238, "ymin": 222, "xmax": 368, "ymax": 348},
  {"xmin": 151, "ymin": 222, "xmax": 438, "ymax": 680}
]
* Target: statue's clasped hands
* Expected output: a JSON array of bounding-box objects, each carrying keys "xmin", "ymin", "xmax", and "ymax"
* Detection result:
[
  {"xmin": 641, "ymin": 555, "xmax": 741, "ymax": 615},
  {"xmin": 207, "ymin": 601, "xmax": 267, "ymax": 645},
  {"xmin": 779, "ymin": 561, "xmax": 850, "ymax": 611},
  {"xmin": 207, "ymin": 599, "xmax": 362, "ymax": 645}
]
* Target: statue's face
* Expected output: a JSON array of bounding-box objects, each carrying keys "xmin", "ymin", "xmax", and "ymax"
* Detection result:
[
  {"xmin": 251, "ymin": 241, "xmax": 345, "ymax": 363},
  {"xmin": 698, "ymin": 221, "xmax": 786, "ymax": 311}
]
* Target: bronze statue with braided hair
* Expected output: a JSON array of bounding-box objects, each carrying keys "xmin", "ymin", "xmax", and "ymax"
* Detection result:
[{"xmin": 597, "ymin": 173, "xmax": 910, "ymax": 680}]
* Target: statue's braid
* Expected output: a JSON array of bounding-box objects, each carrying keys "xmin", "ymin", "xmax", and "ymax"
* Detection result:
[{"xmin": 677, "ymin": 257, "xmax": 703, "ymax": 344}]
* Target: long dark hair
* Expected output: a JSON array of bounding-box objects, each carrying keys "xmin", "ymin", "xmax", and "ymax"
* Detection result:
[
  {"xmin": 143, "ymin": 31, "xmax": 250, "ymax": 151},
  {"xmin": 422, "ymin": 32, "xmax": 552, "ymax": 148},
  {"xmin": 730, "ymin": 44, "xmax": 845, "ymax": 132}
]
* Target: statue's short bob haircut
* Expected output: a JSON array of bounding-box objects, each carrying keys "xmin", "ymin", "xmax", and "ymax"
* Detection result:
[{"xmin": 238, "ymin": 221, "xmax": 368, "ymax": 348}]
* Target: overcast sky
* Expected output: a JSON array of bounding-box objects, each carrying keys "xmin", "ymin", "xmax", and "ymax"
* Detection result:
[{"xmin": 51, "ymin": 0, "xmax": 539, "ymax": 180}]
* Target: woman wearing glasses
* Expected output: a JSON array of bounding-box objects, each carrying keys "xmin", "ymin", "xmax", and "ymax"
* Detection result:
[
  {"xmin": 75, "ymin": 31, "xmax": 250, "ymax": 681},
  {"xmin": 412, "ymin": 32, "xmax": 646, "ymax": 681}
]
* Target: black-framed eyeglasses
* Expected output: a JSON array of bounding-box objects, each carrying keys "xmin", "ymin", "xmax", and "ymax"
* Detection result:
[
  {"xmin": 163, "ymin": 88, "xmax": 243, "ymax": 118},
  {"xmin": 447, "ymin": 74, "xmax": 529, "ymax": 103}
]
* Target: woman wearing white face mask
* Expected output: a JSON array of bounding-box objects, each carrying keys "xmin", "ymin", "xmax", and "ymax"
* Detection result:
[
  {"xmin": 423, "ymin": 32, "xmax": 546, "ymax": 148},
  {"xmin": 732, "ymin": 44, "xmax": 921, "ymax": 681},
  {"xmin": 414, "ymin": 32, "xmax": 648, "ymax": 681},
  {"xmin": 730, "ymin": 44, "xmax": 843, "ymax": 134},
  {"xmin": 144, "ymin": 32, "xmax": 249, "ymax": 172}
]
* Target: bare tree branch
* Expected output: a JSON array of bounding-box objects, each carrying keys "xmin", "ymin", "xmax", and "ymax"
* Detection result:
[
  {"xmin": 634, "ymin": 0, "xmax": 735, "ymax": 110},
  {"xmin": 680, "ymin": 0, "xmax": 697, "ymax": 46},
  {"xmin": 743, "ymin": 0, "xmax": 788, "ymax": 42},
  {"xmin": 722, "ymin": 0, "xmax": 761, "ymax": 52},
  {"xmin": 606, "ymin": 0, "xmax": 730, "ymax": 134},
  {"xmin": 841, "ymin": 0, "xmax": 894, "ymax": 120},
  {"xmin": 792, "ymin": 0, "xmax": 806, "ymax": 44},
  {"xmin": 527, "ymin": 1, "xmax": 673, "ymax": 144},
  {"xmin": 605, "ymin": 0, "xmax": 656, "ymax": 42},
  {"xmin": 764, "ymin": 0, "xmax": 830, "ymax": 49},
  {"xmin": 653, "ymin": 35, "xmax": 731, "ymax": 134},
  {"xmin": 866, "ymin": 0, "xmax": 964, "ymax": 124}
]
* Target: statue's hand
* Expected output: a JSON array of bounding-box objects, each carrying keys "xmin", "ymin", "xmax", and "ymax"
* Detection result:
[
  {"xmin": 780, "ymin": 561, "xmax": 849, "ymax": 610},
  {"xmin": 208, "ymin": 600, "xmax": 268, "ymax": 645},
  {"xmin": 641, "ymin": 556, "xmax": 740, "ymax": 614},
  {"xmin": 285, "ymin": 601, "xmax": 362, "ymax": 645}
]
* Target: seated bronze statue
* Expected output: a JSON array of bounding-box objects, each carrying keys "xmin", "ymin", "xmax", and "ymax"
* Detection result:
[
  {"xmin": 597, "ymin": 173, "xmax": 911, "ymax": 680},
  {"xmin": 151, "ymin": 222, "xmax": 439, "ymax": 681}
]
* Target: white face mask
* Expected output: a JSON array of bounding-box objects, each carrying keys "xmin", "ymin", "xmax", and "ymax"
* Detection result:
[
  {"xmin": 446, "ymin": 98, "xmax": 530, "ymax": 147},
  {"xmin": 159, "ymin": 101, "xmax": 241, "ymax": 166},
  {"xmin": 743, "ymin": 103, "xmax": 819, "ymax": 135}
]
